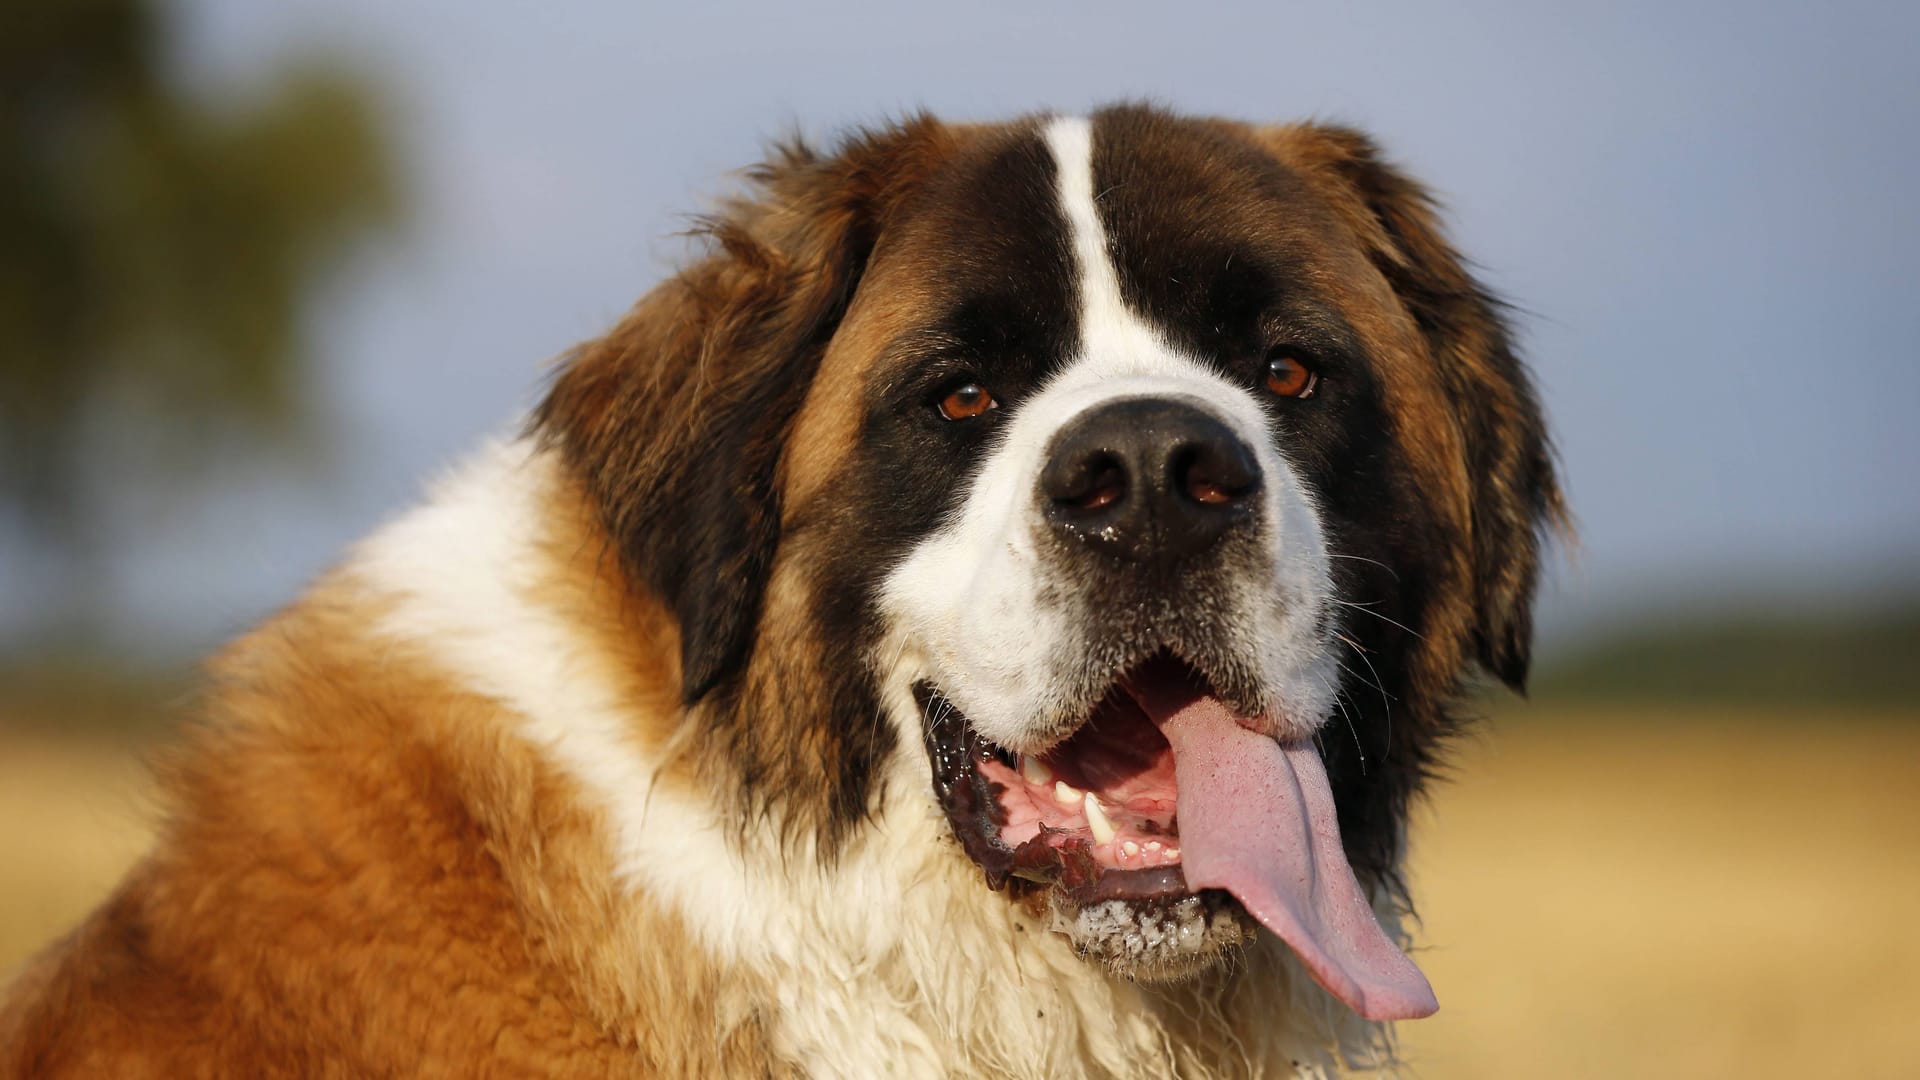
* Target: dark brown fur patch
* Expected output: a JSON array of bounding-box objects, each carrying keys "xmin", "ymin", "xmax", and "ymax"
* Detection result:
[
  {"xmin": 534, "ymin": 115, "xmax": 958, "ymax": 705},
  {"xmin": 532, "ymin": 116, "xmax": 982, "ymax": 856}
]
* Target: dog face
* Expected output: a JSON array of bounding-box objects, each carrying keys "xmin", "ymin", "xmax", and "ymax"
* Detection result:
[
  {"xmin": 879, "ymin": 116, "xmax": 1341, "ymax": 753},
  {"xmin": 537, "ymin": 105, "xmax": 1561, "ymax": 1018}
]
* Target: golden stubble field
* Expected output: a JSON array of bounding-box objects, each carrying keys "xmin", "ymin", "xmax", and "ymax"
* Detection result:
[{"xmin": 3, "ymin": 706, "xmax": 1917, "ymax": 1077}]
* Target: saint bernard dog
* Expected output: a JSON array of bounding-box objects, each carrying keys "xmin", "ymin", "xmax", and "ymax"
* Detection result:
[{"xmin": 1, "ymin": 105, "xmax": 1563, "ymax": 1077}]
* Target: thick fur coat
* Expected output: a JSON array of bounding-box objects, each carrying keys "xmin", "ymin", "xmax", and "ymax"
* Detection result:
[{"xmin": 1, "ymin": 106, "xmax": 1561, "ymax": 1078}]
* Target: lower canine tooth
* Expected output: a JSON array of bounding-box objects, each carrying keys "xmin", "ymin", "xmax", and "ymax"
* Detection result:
[
  {"xmin": 1053, "ymin": 781, "xmax": 1083, "ymax": 806},
  {"xmin": 1084, "ymin": 794, "xmax": 1116, "ymax": 845},
  {"xmin": 1021, "ymin": 756, "xmax": 1053, "ymax": 785}
]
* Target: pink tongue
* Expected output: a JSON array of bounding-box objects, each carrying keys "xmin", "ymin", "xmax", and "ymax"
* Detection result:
[{"xmin": 1140, "ymin": 689, "xmax": 1438, "ymax": 1022}]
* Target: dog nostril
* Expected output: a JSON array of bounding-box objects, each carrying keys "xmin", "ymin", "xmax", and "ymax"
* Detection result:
[
  {"xmin": 1054, "ymin": 454, "xmax": 1127, "ymax": 514},
  {"xmin": 1040, "ymin": 398, "xmax": 1261, "ymax": 563},
  {"xmin": 1188, "ymin": 478, "xmax": 1233, "ymax": 505},
  {"xmin": 1173, "ymin": 444, "xmax": 1257, "ymax": 508}
]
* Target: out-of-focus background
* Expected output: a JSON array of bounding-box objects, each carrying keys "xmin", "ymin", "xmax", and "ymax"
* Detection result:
[{"xmin": 2, "ymin": 1, "xmax": 1916, "ymax": 1075}]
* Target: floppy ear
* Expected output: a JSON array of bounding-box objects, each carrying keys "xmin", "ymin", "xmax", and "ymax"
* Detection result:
[
  {"xmin": 1264, "ymin": 124, "xmax": 1567, "ymax": 691},
  {"xmin": 536, "ymin": 118, "xmax": 948, "ymax": 702}
]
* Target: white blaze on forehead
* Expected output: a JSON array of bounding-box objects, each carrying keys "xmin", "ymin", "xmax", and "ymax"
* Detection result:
[
  {"xmin": 1044, "ymin": 115, "xmax": 1150, "ymax": 366},
  {"xmin": 1036, "ymin": 114, "xmax": 1291, "ymax": 433},
  {"xmin": 879, "ymin": 115, "xmax": 1339, "ymax": 753}
]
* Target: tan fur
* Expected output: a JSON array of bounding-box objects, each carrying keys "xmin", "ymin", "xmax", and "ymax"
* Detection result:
[
  {"xmin": 525, "ymin": 470, "xmax": 700, "ymax": 777},
  {"xmin": 0, "ymin": 491, "xmax": 784, "ymax": 1077},
  {"xmin": 782, "ymin": 255, "xmax": 947, "ymax": 512}
]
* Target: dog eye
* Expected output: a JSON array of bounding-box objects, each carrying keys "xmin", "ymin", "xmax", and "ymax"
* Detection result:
[
  {"xmin": 1264, "ymin": 353, "xmax": 1319, "ymax": 399},
  {"xmin": 937, "ymin": 382, "xmax": 999, "ymax": 421}
]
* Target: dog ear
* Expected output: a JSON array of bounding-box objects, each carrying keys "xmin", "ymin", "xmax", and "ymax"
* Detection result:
[
  {"xmin": 1263, "ymin": 124, "xmax": 1567, "ymax": 691},
  {"xmin": 536, "ymin": 118, "xmax": 949, "ymax": 702}
]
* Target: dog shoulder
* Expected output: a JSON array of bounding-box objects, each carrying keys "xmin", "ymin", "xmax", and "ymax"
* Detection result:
[{"xmin": 0, "ymin": 440, "xmax": 785, "ymax": 1076}]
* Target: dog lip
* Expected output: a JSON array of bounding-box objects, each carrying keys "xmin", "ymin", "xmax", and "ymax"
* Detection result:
[
  {"xmin": 1063, "ymin": 865, "xmax": 1190, "ymax": 904},
  {"xmin": 917, "ymin": 673, "xmax": 1203, "ymax": 905}
]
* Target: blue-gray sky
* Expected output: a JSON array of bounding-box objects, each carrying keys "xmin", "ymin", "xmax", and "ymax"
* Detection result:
[{"xmin": 5, "ymin": 0, "xmax": 1917, "ymax": 654}]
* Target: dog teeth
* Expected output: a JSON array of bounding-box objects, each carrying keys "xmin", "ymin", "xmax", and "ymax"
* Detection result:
[
  {"xmin": 1164, "ymin": 846, "xmax": 1180, "ymax": 860},
  {"xmin": 1020, "ymin": 755, "xmax": 1053, "ymax": 785},
  {"xmin": 1121, "ymin": 840, "xmax": 1139, "ymax": 858},
  {"xmin": 1144, "ymin": 841, "xmax": 1161, "ymax": 853},
  {"xmin": 1052, "ymin": 781, "xmax": 1083, "ymax": 807},
  {"xmin": 1084, "ymin": 794, "xmax": 1116, "ymax": 845}
]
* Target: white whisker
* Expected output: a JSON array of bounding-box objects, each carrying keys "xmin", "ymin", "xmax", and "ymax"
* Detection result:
[
  {"xmin": 1332, "ymin": 598, "xmax": 1424, "ymax": 640},
  {"xmin": 1325, "ymin": 550, "xmax": 1400, "ymax": 582},
  {"xmin": 1317, "ymin": 670, "xmax": 1365, "ymax": 775},
  {"xmin": 1335, "ymin": 632, "xmax": 1394, "ymax": 757}
]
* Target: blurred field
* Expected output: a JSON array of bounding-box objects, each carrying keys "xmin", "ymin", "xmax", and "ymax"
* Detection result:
[
  {"xmin": 3, "ymin": 707, "xmax": 1918, "ymax": 1077},
  {"xmin": 0, "ymin": 733, "xmax": 159, "ymax": 976},
  {"xmin": 1399, "ymin": 706, "xmax": 1920, "ymax": 1078}
]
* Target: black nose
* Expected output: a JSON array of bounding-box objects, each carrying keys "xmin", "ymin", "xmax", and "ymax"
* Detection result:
[{"xmin": 1039, "ymin": 397, "xmax": 1262, "ymax": 563}]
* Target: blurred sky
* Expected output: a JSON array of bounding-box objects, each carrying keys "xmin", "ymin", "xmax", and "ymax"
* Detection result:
[{"xmin": 4, "ymin": 0, "xmax": 1917, "ymax": 655}]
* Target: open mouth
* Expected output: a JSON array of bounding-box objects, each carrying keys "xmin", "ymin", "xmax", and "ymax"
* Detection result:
[
  {"xmin": 919, "ymin": 652, "xmax": 1198, "ymax": 906},
  {"xmin": 920, "ymin": 651, "xmax": 1441, "ymax": 1022}
]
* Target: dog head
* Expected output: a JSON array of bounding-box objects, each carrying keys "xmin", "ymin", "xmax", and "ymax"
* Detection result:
[{"xmin": 536, "ymin": 105, "xmax": 1562, "ymax": 1020}]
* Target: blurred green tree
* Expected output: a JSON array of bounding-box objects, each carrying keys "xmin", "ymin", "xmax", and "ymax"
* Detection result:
[{"xmin": 0, "ymin": 0, "xmax": 401, "ymax": 640}]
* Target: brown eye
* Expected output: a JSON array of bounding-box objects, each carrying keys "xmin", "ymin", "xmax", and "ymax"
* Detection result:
[
  {"xmin": 938, "ymin": 382, "xmax": 998, "ymax": 421},
  {"xmin": 1264, "ymin": 353, "xmax": 1319, "ymax": 399}
]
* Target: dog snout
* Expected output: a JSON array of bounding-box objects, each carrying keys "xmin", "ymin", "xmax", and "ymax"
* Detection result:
[{"xmin": 1039, "ymin": 397, "xmax": 1261, "ymax": 563}]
